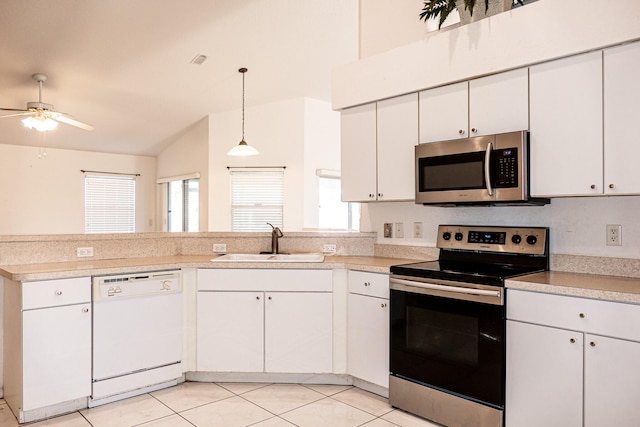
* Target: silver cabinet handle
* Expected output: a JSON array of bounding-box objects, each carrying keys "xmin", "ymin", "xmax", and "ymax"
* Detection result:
[
  {"xmin": 82, "ymin": 307, "xmax": 89, "ymax": 313},
  {"xmin": 55, "ymin": 290, "xmax": 63, "ymax": 296}
]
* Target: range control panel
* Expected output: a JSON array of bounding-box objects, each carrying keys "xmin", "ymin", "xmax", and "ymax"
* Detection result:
[{"xmin": 437, "ymin": 225, "xmax": 548, "ymax": 255}]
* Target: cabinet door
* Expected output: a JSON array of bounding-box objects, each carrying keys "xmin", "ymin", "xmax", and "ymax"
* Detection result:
[
  {"xmin": 419, "ymin": 81, "xmax": 468, "ymax": 143},
  {"xmin": 584, "ymin": 334, "xmax": 640, "ymax": 427},
  {"xmin": 347, "ymin": 293, "xmax": 389, "ymax": 388},
  {"xmin": 341, "ymin": 103, "xmax": 378, "ymax": 202},
  {"xmin": 469, "ymin": 68, "xmax": 529, "ymax": 136},
  {"xmin": 505, "ymin": 320, "xmax": 582, "ymax": 427},
  {"xmin": 197, "ymin": 291, "xmax": 264, "ymax": 372},
  {"xmin": 376, "ymin": 93, "xmax": 418, "ymax": 201},
  {"xmin": 604, "ymin": 41, "xmax": 640, "ymax": 195},
  {"xmin": 265, "ymin": 292, "xmax": 333, "ymax": 373},
  {"xmin": 22, "ymin": 304, "xmax": 91, "ymax": 410},
  {"xmin": 529, "ymin": 51, "xmax": 603, "ymax": 197}
]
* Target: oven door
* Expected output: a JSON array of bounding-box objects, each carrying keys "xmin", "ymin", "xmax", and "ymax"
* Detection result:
[{"xmin": 389, "ymin": 277, "xmax": 506, "ymax": 408}]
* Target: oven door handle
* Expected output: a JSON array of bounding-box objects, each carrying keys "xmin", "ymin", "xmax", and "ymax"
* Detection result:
[
  {"xmin": 484, "ymin": 142, "xmax": 494, "ymax": 196},
  {"xmin": 390, "ymin": 277, "xmax": 502, "ymax": 300}
]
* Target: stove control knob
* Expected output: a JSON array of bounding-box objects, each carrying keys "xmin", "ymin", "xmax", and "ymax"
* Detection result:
[
  {"xmin": 442, "ymin": 232, "xmax": 451, "ymax": 241},
  {"xmin": 511, "ymin": 234, "xmax": 522, "ymax": 244},
  {"xmin": 454, "ymin": 232, "xmax": 464, "ymax": 241},
  {"xmin": 526, "ymin": 235, "xmax": 538, "ymax": 245}
]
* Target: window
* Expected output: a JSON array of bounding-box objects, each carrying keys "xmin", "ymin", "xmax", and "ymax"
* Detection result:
[
  {"xmin": 167, "ymin": 178, "xmax": 199, "ymax": 232},
  {"xmin": 85, "ymin": 174, "xmax": 136, "ymax": 233},
  {"xmin": 230, "ymin": 168, "xmax": 284, "ymax": 232},
  {"xmin": 318, "ymin": 176, "xmax": 360, "ymax": 230}
]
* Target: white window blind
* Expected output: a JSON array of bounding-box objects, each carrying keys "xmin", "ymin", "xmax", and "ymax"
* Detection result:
[
  {"xmin": 85, "ymin": 174, "xmax": 136, "ymax": 233},
  {"xmin": 230, "ymin": 169, "xmax": 284, "ymax": 232}
]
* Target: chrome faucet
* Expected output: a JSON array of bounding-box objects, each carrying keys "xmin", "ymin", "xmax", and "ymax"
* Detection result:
[{"xmin": 267, "ymin": 222, "xmax": 283, "ymax": 254}]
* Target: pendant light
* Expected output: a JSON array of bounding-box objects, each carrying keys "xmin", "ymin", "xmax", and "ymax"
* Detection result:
[{"xmin": 227, "ymin": 67, "xmax": 259, "ymax": 156}]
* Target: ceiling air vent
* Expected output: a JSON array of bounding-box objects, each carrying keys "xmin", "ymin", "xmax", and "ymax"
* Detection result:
[{"xmin": 190, "ymin": 54, "xmax": 208, "ymax": 65}]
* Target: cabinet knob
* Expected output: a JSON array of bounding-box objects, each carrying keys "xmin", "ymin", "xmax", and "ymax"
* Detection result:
[
  {"xmin": 378, "ymin": 193, "xmax": 383, "ymax": 198},
  {"xmin": 609, "ymin": 184, "xmax": 615, "ymax": 189},
  {"xmin": 471, "ymin": 128, "xmax": 478, "ymax": 133},
  {"xmin": 364, "ymin": 282, "xmax": 370, "ymax": 287},
  {"xmin": 569, "ymin": 338, "xmax": 576, "ymax": 344},
  {"xmin": 369, "ymin": 193, "xmax": 374, "ymax": 198},
  {"xmin": 55, "ymin": 290, "xmax": 63, "ymax": 296},
  {"xmin": 579, "ymin": 312, "xmax": 586, "ymax": 318},
  {"xmin": 381, "ymin": 303, "xmax": 387, "ymax": 308},
  {"xmin": 82, "ymin": 307, "xmax": 89, "ymax": 313},
  {"xmin": 458, "ymin": 129, "xmax": 465, "ymax": 135},
  {"xmin": 256, "ymin": 296, "xmax": 260, "ymax": 300},
  {"xmin": 590, "ymin": 184, "xmax": 596, "ymax": 189},
  {"xmin": 268, "ymin": 296, "xmax": 272, "ymax": 300},
  {"xmin": 590, "ymin": 341, "xmax": 596, "ymax": 347}
]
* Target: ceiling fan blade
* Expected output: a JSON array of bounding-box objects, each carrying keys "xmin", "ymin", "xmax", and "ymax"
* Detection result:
[
  {"xmin": 0, "ymin": 111, "xmax": 33, "ymax": 119},
  {"xmin": 0, "ymin": 107, "xmax": 30, "ymax": 112},
  {"xmin": 54, "ymin": 113, "xmax": 94, "ymax": 131}
]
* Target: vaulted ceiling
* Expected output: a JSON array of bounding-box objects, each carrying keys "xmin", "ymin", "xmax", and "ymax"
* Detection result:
[{"xmin": 0, "ymin": 0, "xmax": 358, "ymax": 156}]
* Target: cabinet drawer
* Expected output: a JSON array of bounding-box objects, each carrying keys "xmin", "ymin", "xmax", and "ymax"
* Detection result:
[
  {"xmin": 23, "ymin": 277, "xmax": 91, "ymax": 310},
  {"xmin": 348, "ymin": 271, "xmax": 389, "ymax": 299},
  {"xmin": 507, "ymin": 289, "xmax": 640, "ymax": 342},
  {"xmin": 197, "ymin": 269, "xmax": 332, "ymax": 292}
]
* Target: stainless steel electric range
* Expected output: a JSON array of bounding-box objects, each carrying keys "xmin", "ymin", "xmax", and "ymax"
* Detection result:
[{"xmin": 389, "ymin": 225, "xmax": 549, "ymax": 427}]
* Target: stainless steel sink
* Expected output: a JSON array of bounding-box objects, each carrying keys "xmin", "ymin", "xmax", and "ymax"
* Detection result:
[{"xmin": 211, "ymin": 253, "xmax": 325, "ymax": 263}]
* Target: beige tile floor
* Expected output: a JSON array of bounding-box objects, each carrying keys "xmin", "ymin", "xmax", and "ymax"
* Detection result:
[{"xmin": 0, "ymin": 382, "xmax": 440, "ymax": 427}]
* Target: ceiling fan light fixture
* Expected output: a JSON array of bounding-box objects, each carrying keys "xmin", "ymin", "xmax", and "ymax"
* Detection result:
[
  {"xmin": 22, "ymin": 115, "xmax": 58, "ymax": 132},
  {"xmin": 228, "ymin": 67, "xmax": 259, "ymax": 157}
]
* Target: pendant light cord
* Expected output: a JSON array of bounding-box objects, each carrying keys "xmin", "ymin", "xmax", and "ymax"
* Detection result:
[{"xmin": 239, "ymin": 67, "xmax": 247, "ymax": 141}]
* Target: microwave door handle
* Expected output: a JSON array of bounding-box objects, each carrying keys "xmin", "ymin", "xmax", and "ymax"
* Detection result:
[{"xmin": 484, "ymin": 142, "xmax": 494, "ymax": 196}]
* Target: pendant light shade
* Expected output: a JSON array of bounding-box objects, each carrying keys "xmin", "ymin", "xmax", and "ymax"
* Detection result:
[{"xmin": 228, "ymin": 67, "xmax": 259, "ymax": 156}]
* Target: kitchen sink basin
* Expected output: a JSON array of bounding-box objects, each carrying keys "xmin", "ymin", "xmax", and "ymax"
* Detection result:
[{"xmin": 212, "ymin": 253, "xmax": 325, "ymax": 263}]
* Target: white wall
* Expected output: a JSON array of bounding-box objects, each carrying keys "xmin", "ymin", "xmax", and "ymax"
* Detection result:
[
  {"xmin": 303, "ymin": 99, "xmax": 342, "ymax": 229},
  {"xmin": 0, "ymin": 144, "xmax": 157, "ymax": 235},
  {"xmin": 157, "ymin": 118, "xmax": 209, "ymax": 231},
  {"xmin": 208, "ymin": 98, "xmax": 342, "ymax": 231}
]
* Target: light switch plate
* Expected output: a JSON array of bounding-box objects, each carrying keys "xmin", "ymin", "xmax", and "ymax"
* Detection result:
[{"xmin": 395, "ymin": 222, "xmax": 404, "ymax": 238}]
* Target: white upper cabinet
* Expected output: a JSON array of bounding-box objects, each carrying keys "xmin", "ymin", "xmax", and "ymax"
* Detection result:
[
  {"xmin": 419, "ymin": 68, "xmax": 528, "ymax": 144},
  {"xmin": 419, "ymin": 81, "xmax": 468, "ymax": 143},
  {"xmin": 376, "ymin": 93, "xmax": 418, "ymax": 201},
  {"xmin": 341, "ymin": 103, "xmax": 378, "ymax": 201},
  {"xmin": 341, "ymin": 93, "xmax": 418, "ymax": 202},
  {"xmin": 529, "ymin": 51, "xmax": 603, "ymax": 197},
  {"xmin": 603, "ymin": 41, "xmax": 640, "ymax": 195},
  {"xmin": 469, "ymin": 68, "xmax": 529, "ymax": 137}
]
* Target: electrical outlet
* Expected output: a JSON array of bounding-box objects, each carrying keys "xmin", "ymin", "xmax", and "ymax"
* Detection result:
[
  {"xmin": 213, "ymin": 243, "xmax": 227, "ymax": 253},
  {"xmin": 413, "ymin": 222, "xmax": 423, "ymax": 238},
  {"xmin": 77, "ymin": 247, "xmax": 94, "ymax": 257},
  {"xmin": 606, "ymin": 224, "xmax": 622, "ymax": 246},
  {"xmin": 322, "ymin": 244, "xmax": 337, "ymax": 254},
  {"xmin": 384, "ymin": 223, "xmax": 393, "ymax": 238},
  {"xmin": 395, "ymin": 222, "xmax": 404, "ymax": 238}
]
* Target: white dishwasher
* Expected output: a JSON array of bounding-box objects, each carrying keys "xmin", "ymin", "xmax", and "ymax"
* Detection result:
[{"xmin": 90, "ymin": 270, "xmax": 183, "ymax": 407}]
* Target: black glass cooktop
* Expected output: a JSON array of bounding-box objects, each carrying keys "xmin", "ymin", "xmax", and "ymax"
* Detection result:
[{"xmin": 390, "ymin": 260, "xmax": 545, "ymax": 287}]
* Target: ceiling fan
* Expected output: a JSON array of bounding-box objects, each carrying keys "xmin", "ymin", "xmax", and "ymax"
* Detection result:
[{"xmin": 0, "ymin": 73, "xmax": 94, "ymax": 132}]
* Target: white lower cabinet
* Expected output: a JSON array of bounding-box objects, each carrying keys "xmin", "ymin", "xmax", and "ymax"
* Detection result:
[
  {"xmin": 3, "ymin": 277, "xmax": 92, "ymax": 422},
  {"xmin": 506, "ymin": 289, "xmax": 640, "ymax": 427},
  {"xmin": 196, "ymin": 269, "xmax": 333, "ymax": 374},
  {"xmin": 347, "ymin": 271, "xmax": 389, "ymax": 388}
]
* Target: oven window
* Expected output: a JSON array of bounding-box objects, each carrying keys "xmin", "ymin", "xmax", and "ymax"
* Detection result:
[
  {"xmin": 390, "ymin": 289, "xmax": 505, "ymax": 408},
  {"xmin": 419, "ymin": 151, "xmax": 485, "ymax": 192}
]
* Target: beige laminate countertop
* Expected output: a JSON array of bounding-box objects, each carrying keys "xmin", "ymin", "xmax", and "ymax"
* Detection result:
[
  {"xmin": 506, "ymin": 271, "xmax": 640, "ymax": 304},
  {"xmin": 0, "ymin": 255, "xmax": 421, "ymax": 282}
]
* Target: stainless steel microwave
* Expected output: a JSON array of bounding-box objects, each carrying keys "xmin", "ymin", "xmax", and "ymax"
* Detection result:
[{"xmin": 415, "ymin": 130, "xmax": 549, "ymax": 205}]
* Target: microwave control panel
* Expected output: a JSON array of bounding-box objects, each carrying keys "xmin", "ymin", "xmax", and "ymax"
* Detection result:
[{"xmin": 494, "ymin": 148, "xmax": 518, "ymax": 188}]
